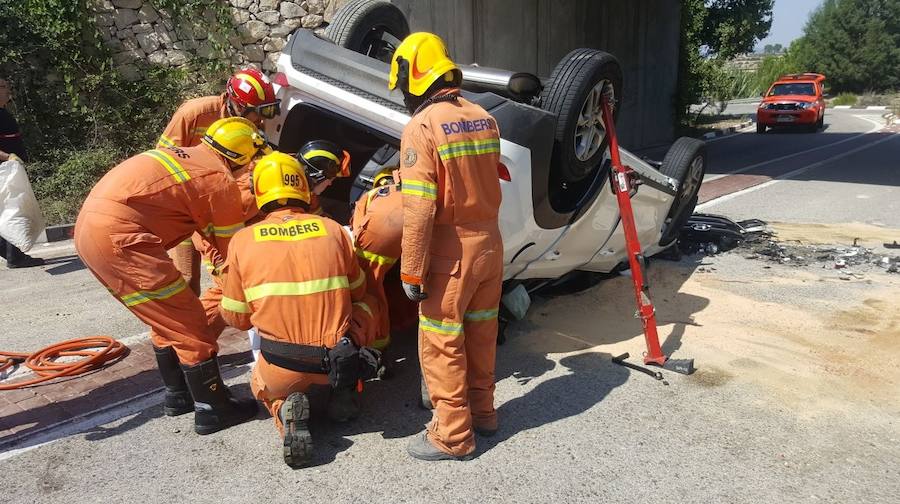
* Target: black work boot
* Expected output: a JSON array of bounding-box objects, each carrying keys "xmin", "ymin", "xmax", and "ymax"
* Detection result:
[
  {"xmin": 280, "ymin": 392, "xmax": 313, "ymax": 468},
  {"xmin": 182, "ymin": 356, "xmax": 258, "ymax": 435},
  {"xmin": 326, "ymin": 387, "xmax": 360, "ymax": 423},
  {"xmin": 152, "ymin": 346, "xmax": 194, "ymax": 416},
  {"xmin": 3, "ymin": 240, "xmax": 45, "ymax": 269}
]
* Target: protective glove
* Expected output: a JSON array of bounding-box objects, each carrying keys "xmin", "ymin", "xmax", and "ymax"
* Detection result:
[
  {"xmin": 402, "ymin": 281, "xmax": 428, "ymax": 301},
  {"xmin": 358, "ymin": 346, "xmax": 383, "ymax": 380}
]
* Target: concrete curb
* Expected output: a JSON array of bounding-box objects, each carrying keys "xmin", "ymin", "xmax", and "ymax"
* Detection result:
[
  {"xmin": 34, "ymin": 224, "xmax": 75, "ymax": 245},
  {"xmin": 831, "ymin": 105, "xmax": 890, "ymax": 110},
  {"xmin": 701, "ymin": 119, "xmax": 754, "ymax": 140}
]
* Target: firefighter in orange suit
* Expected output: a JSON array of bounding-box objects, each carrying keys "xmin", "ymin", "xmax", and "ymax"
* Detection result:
[
  {"xmin": 74, "ymin": 117, "xmax": 269, "ymax": 435},
  {"xmin": 388, "ymin": 33, "xmax": 504, "ymax": 461},
  {"xmin": 351, "ymin": 168, "xmax": 403, "ymax": 350},
  {"xmin": 160, "ymin": 68, "xmax": 279, "ymax": 296},
  {"xmin": 220, "ymin": 150, "xmax": 379, "ymax": 468}
]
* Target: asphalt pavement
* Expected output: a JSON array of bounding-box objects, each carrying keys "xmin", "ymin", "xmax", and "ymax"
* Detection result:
[{"xmin": 1, "ymin": 107, "xmax": 898, "ymax": 503}]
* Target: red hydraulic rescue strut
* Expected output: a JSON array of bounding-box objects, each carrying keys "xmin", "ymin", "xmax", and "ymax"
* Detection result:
[{"xmin": 599, "ymin": 92, "xmax": 694, "ymax": 376}]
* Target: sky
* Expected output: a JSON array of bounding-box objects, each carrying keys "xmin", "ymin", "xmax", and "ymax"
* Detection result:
[{"xmin": 755, "ymin": 0, "xmax": 825, "ymax": 51}]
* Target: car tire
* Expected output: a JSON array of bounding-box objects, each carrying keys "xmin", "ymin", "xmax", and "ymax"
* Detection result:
[
  {"xmin": 816, "ymin": 114, "xmax": 824, "ymax": 130},
  {"xmin": 756, "ymin": 122, "xmax": 766, "ymax": 134},
  {"xmin": 658, "ymin": 137, "xmax": 707, "ymax": 246},
  {"xmin": 540, "ymin": 49, "xmax": 623, "ymax": 189},
  {"xmin": 325, "ymin": 0, "xmax": 410, "ymax": 64}
]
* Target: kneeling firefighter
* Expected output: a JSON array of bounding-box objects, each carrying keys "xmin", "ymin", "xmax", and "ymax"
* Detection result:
[
  {"xmin": 389, "ymin": 33, "xmax": 504, "ymax": 461},
  {"xmin": 220, "ymin": 150, "xmax": 380, "ymax": 468},
  {"xmin": 243, "ymin": 140, "xmax": 356, "ymax": 360},
  {"xmin": 75, "ymin": 117, "xmax": 270, "ymax": 435},
  {"xmin": 351, "ymin": 168, "xmax": 404, "ymax": 349}
]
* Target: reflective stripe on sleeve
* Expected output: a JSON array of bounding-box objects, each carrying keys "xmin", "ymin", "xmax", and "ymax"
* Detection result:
[
  {"xmin": 401, "ymin": 180, "xmax": 437, "ymax": 200},
  {"xmin": 353, "ymin": 301, "xmax": 373, "ymax": 317},
  {"xmin": 464, "ymin": 309, "xmax": 499, "ymax": 321},
  {"xmin": 356, "ymin": 247, "xmax": 397, "ymax": 266},
  {"xmin": 349, "ymin": 270, "xmax": 366, "ymax": 290},
  {"xmin": 437, "ymin": 138, "xmax": 501, "ymax": 161},
  {"xmin": 120, "ymin": 277, "xmax": 188, "ymax": 307},
  {"xmin": 202, "ymin": 222, "xmax": 244, "ymax": 238},
  {"xmin": 419, "ymin": 315, "xmax": 463, "ymax": 336},
  {"xmin": 221, "ymin": 296, "xmax": 251, "ymax": 313},
  {"xmin": 211, "ymin": 222, "xmax": 243, "ymax": 238},
  {"xmin": 243, "ymin": 276, "xmax": 350, "ymax": 302},
  {"xmin": 157, "ymin": 135, "xmax": 176, "ymax": 148},
  {"xmin": 142, "ymin": 149, "xmax": 191, "ymax": 183}
]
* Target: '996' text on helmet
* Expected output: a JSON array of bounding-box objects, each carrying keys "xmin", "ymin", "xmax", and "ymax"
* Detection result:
[
  {"xmin": 202, "ymin": 117, "xmax": 271, "ymax": 166},
  {"xmin": 253, "ymin": 151, "xmax": 312, "ymax": 209},
  {"xmin": 388, "ymin": 32, "xmax": 459, "ymax": 97}
]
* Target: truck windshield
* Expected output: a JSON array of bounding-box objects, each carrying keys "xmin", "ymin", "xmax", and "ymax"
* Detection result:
[{"xmin": 768, "ymin": 83, "xmax": 816, "ymax": 97}]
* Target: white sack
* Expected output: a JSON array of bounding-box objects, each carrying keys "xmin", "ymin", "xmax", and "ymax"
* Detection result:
[{"xmin": 0, "ymin": 158, "xmax": 46, "ymax": 252}]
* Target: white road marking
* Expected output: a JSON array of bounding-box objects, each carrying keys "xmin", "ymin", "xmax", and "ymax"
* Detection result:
[
  {"xmin": 698, "ymin": 126, "xmax": 899, "ymax": 210},
  {"xmin": 867, "ymin": 106, "xmax": 887, "ymax": 111},
  {"xmin": 704, "ymin": 116, "xmax": 884, "ymax": 182}
]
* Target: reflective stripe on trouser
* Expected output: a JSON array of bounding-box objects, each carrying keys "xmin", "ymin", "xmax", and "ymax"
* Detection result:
[
  {"xmin": 74, "ymin": 209, "xmax": 221, "ymax": 366},
  {"xmin": 167, "ymin": 239, "xmax": 201, "ymax": 296},
  {"xmin": 349, "ymin": 293, "xmax": 379, "ymax": 348},
  {"xmin": 358, "ymin": 253, "xmax": 395, "ymax": 349},
  {"xmin": 251, "ymin": 353, "xmax": 330, "ymax": 436},
  {"xmin": 418, "ymin": 229, "xmax": 503, "ymax": 457}
]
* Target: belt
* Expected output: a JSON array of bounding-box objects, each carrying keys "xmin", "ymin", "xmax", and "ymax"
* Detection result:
[{"xmin": 259, "ymin": 336, "xmax": 329, "ymax": 374}]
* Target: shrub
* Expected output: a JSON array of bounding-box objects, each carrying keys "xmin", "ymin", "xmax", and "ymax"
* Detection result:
[
  {"xmin": 0, "ymin": 1, "xmax": 234, "ymax": 224},
  {"xmin": 28, "ymin": 146, "xmax": 122, "ymax": 224},
  {"xmin": 832, "ymin": 93, "xmax": 858, "ymax": 107}
]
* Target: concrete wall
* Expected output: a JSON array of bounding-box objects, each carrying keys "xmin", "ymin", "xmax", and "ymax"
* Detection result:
[{"xmin": 390, "ymin": 0, "xmax": 681, "ymax": 149}]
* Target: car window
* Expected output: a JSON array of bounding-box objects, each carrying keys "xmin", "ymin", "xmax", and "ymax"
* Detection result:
[{"xmin": 768, "ymin": 83, "xmax": 816, "ymax": 97}]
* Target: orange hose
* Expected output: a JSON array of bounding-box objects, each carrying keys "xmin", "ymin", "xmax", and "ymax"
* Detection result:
[{"xmin": 0, "ymin": 337, "xmax": 128, "ymax": 390}]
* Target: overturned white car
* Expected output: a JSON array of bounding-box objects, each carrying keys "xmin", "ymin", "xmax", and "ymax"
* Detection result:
[{"xmin": 265, "ymin": 1, "xmax": 705, "ymax": 300}]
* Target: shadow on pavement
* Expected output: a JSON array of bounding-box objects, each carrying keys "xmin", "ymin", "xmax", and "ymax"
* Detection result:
[
  {"xmin": 477, "ymin": 352, "xmax": 628, "ymax": 457},
  {"xmin": 43, "ymin": 255, "xmax": 85, "ymax": 275},
  {"xmin": 305, "ymin": 256, "xmax": 708, "ymax": 462}
]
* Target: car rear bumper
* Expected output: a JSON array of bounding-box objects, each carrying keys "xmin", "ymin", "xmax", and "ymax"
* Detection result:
[{"xmin": 757, "ymin": 108, "xmax": 819, "ymax": 126}]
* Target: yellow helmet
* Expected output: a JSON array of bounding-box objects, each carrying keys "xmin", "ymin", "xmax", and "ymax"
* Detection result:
[
  {"xmin": 252, "ymin": 151, "xmax": 311, "ymax": 210},
  {"xmin": 202, "ymin": 117, "xmax": 271, "ymax": 166},
  {"xmin": 388, "ymin": 32, "xmax": 458, "ymax": 97},
  {"xmin": 372, "ymin": 167, "xmax": 396, "ymax": 188}
]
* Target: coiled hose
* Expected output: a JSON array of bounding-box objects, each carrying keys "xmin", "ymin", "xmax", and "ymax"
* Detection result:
[{"xmin": 0, "ymin": 336, "xmax": 128, "ymax": 390}]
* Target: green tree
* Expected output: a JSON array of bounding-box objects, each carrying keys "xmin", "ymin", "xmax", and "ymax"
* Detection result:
[
  {"xmin": 675, "ymin": 0, "xmax": 775, "ymax": 123},
  {"xmin": 793, "ymin": 0, "xmax": 900, "ymax": 92},
  {"xmin": 754, "ymin": 48, "xmax": 804, "ymax": 92},
  {"xmin": 700, "ymin": 0, "xmax": 775, "ymax": 58}
]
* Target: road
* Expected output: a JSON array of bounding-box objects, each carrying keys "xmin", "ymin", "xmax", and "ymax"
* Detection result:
[{"xmin": 1, "ymin": 109, "xmax": 898, "ymax": 503}]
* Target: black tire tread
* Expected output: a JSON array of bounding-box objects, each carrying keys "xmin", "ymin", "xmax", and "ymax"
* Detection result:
[
  {"xmin": 326, "ymin": 0, "xmax": 409, "ymax": 50},
  {"xmin": 658, "ymin": 137, "xmax": 706, "ymax": 246},
  {"xmin": 541, "ymin": 49, "xmax": 621, "ymax": 142},
  {"xmin": 660, "ymin": 137, "xmax": 705, "ymax": 180}
]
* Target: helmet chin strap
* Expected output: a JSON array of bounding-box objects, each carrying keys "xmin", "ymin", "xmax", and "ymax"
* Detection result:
[{"xmin": 410, "ymin": 90, "xmax": 459, "ymax": 116}]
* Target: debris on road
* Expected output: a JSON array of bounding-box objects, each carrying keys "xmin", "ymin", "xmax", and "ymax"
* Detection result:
[{"xmin": 671, "ymin": 214, "xmax": 900, "ymax": 274}]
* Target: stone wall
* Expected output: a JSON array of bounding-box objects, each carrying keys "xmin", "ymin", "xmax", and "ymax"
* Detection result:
[{"xmin": 93, "ymin": 0, "xmax": 346, "ymax": 81}]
